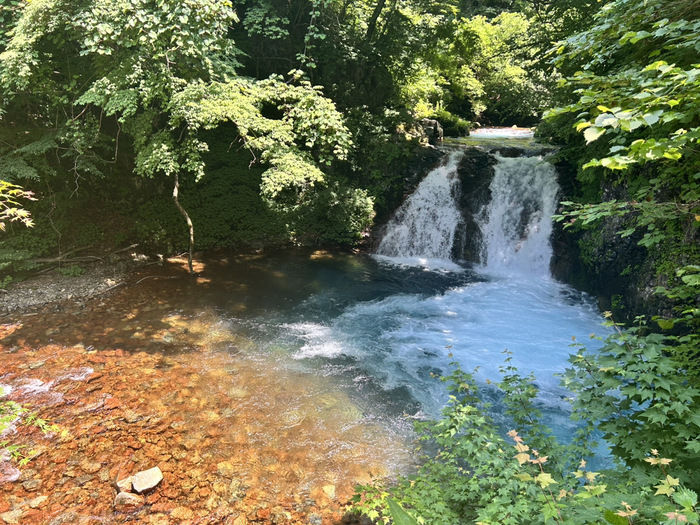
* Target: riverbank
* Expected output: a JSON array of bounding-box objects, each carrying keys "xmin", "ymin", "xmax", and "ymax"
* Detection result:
[
  {"xmin": 1, "ymin": 257, "xmax": 408, "ymax": 524},
  {"xmin": 0, "ymin": 253, "xmax": 146, "ymax": 314}
]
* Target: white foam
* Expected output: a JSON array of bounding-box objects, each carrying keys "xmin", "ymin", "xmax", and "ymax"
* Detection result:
[
  {"xmin": 478, "ymin": 155, "xmax": 559, "ymax": 277},
  {"xmin": 284, "ymin": 323, "xmax": 346, "ymax": 360},
  {"xmin": 17, "ymin": 378, "xmax": 53, "ymax": 395}
]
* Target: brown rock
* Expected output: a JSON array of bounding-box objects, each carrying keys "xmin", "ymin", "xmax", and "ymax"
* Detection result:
[
  {"xmin": 80, "ymin": 460, "xmax": 102, "ymax": 474},
  {"xmin": 151, "ymin": 500, "xmax": 177, "ymax": 513},
  {"xmin": 225, "ymin": 515, "xmax": 247, "ymax": 525},
  {"xmin": 125, "ymin": 437, "xmax": 142, "ymax": 450},
  {"xmin": 86, "ymin": 372, "xmax": 103, "ymax": 383},
  {"xmin": 216, "ymin": 461, "xmax": 235, "ymax": 478},
  {"xmin": 170, "ymin": 506, "xmax": 194, "ymax": 520},
  {"xmin": 103, "ymin": 397, "xmax": 122, "ymax": 410},
  {"xmin": 0, "ymin": 510, "xmax": 23, "ymax": 524},
  {"xmin": 22, "ymin": 478, "xmax": 42, "ymax": 492},
  {"xmin": 20, "ymin": 509, "xmax": 44, "ymax": 523}
]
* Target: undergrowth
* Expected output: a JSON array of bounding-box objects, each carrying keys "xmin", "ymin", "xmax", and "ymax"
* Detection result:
[{"xmin": 353, "ymin": 312, "xmax": 700, "ymax": 524}]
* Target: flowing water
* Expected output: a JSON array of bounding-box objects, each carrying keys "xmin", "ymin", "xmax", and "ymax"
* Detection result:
[
  {"xmin": 220, "ymin": 145, "xmax": 607, "ymax": 442},
  {"xmin": 375, "ymin": 152, "xmax": 464, "ymax": 269}
]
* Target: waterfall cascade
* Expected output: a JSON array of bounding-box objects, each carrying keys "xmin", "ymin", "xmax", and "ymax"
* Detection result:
[
  {"xmin": 478, "ymin": 154, "xmax": 559, "ymax": 276},
  {"xmin": 376, "ymin": 148, "xmax": 559, "ymax": 275},
  {"xmin": 219, "ymin": 142, "xmax": 606, "ymax": 443},
  {"xmin": 375, "ymin": 152, "xmax": 463, "ymax": 267}
]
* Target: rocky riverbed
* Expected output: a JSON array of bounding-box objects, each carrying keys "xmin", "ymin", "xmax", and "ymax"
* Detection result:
[{"xmin": 0, "ymin": 258, "xmax": 411, "ymax": 524}]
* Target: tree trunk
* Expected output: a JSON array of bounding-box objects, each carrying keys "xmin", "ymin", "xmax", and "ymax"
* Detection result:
[
  {"xmin": 172, "ymin": 172, "xmax": 195, "ymax": 275},
  {"xmin": 365, "ymin": 0, "xmax": 387, "ymax": 42}
]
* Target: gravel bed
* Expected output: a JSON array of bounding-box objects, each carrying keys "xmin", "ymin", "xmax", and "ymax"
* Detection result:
[{"xmin": 0, "ymin": 261, "xmax": 137, "ymax": 314}]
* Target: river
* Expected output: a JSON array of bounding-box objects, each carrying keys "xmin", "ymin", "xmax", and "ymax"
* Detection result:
[{"xmin": 0, "ymin": 131, "xmax": 608, "ymax": 523}]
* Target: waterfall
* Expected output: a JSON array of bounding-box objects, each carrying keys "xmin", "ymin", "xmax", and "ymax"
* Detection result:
[
  {"xmin": 375, "ymin": 152, "xmax": 463, "ymax": 268},
  {"xmin": 375, "ymin": 148, "xmax": 560, "ymax": 276},
  {"xmin": 478, "ymin": 155, "xmax": 559, "ymax": 276}
]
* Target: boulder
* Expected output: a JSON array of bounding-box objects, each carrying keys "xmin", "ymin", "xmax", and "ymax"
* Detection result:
[
  {"xmin": 453, "ymin": 147, "xmax": 497, "ymax": 263},
  {"xmin": 419, "ymin": 118, "xmax": 444, "ymax": 145}
]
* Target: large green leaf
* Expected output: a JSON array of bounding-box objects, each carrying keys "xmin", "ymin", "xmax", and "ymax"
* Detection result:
[{"xmin": 387, "ymin": 499, "xmax": 420, "ymax": 525}]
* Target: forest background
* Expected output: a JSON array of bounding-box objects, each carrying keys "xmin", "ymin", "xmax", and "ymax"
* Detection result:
[{"xmin": 0, "ymin": 0, "xmax": 699, "ymax": 523}]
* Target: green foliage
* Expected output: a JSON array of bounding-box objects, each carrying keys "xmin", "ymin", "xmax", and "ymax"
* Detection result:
[
  {"xmin": 0, "ymin": 0, "xmax": 22, "ymax": 49},
  {"xmin": 545, "ymin": 0, "xmax": 700, "ymax": 237},
  {"xmin": 387, "ymin": 499, "xmax": 420, "ymax": 525},
  {"xmin": 171, "ymin": 74, "xmax": 368, "ymax": 241},
  {"xmin": 281, "ymin": 177, "xmax": 374, "ymax": 245},
  {"xmin": 399, "ymin": 11, "xmax": 553, "ymax": 126},
  {"xmin": 0, "ymin": 0, "xmax": 371, "ymax": 253},
  {"xmin": 564, "ymin": 319, "xmax": 700, "ymax": 487},
  {"xmin": 354, "ymin": 343, "xmax": 700, "ymax": 524},
  {"xmin": 56, "ymin": 264, "xmax": 85, "ymax": 277}
]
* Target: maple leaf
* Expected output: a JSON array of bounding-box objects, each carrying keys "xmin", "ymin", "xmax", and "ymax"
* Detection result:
[
  {"xmin": 664, "ymin": 512, "xmax": 688, "ymax": 523},
  {"xmin": 654, "ymin": 475, "xmax": 680, "ymax": 496},
  {"xmin": 535, "ymin": 472, "xmax": 557, "ymax": 489},
  {"xmin": 515, "ymin": 452, "xmax": 531, "ymax": 465},
  {"xmin": 514, "ymin": 442, "xmax": 530, "ymax": 453}
]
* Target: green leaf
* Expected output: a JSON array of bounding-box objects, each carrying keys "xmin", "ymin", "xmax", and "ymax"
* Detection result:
[
  {"xmin": 387, "ymin": 499, "xmax": 420, "ymax": 525},
  {"xmin": 584, "ymin": 126, "xmax": 606, "ymax": 143},
  {"xmin": 656, "ymin": 319, "xmax": 675, "ymax": 330}
]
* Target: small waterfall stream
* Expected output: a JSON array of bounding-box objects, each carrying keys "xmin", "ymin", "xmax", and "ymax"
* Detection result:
[
  {"xmin": 375, "ymin": 152, "xmax": 463, "ymax": 268},
  {"xmin": 478, "ymin": 155, "xmax": 559, "ymax": 276}
]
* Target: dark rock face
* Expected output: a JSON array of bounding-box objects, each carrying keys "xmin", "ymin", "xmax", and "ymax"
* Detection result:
[
  {"xmin": 402, "ymin": 145, "xmax": 446, "ymax": 192},
  {"xmin": 549, "ymin": 160, "xmax": 679, "ymax": 321},
  {"xmin": 453, "ymin": 148, "xmax": 497, "ymax": 263}
]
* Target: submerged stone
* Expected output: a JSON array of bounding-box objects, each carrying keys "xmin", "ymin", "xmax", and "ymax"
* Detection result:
[
  {"xmin": 116, "ymin": 476, "xmax": 133, "ymax": 493},
  {"xmin": 114, "ymin": 491, "xmax": 145, "ymax": 508},
  {"xmin": 131, "ymin": 466, "xmax": 163, "ymax": 493}
]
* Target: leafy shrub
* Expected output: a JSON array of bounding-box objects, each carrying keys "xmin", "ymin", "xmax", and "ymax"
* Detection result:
[{"xmin": 354, "ymin": 328, "xmax": 700, "ymax": 524}]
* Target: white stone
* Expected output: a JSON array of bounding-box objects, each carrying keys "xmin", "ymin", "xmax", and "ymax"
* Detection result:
[
  {"xmin": 28, "ymin": 495, "xmax": 48, "ymax": 509},
  {"xmin": 116, "ymin": 475, "xmax": 133, "ymax": 493},
  {"xmin": 131, "ymin": 466, "xmax": 163, "ymax": 493}
]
